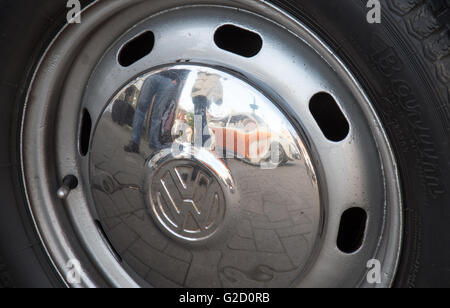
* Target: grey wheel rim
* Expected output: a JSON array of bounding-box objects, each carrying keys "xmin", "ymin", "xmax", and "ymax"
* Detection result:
[{"xmin": 21, "ymin": 0, "xmax": 402, "ymax": 288}]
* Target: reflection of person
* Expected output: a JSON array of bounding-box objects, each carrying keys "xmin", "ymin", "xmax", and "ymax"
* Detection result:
[
  {"xmin": 191, "ymin": 72, "xmax": 223, "ymax": 146},
  {"xmin": 124, "ymin": 70, "xmax": 188, "ymax": 154},
  {"xmin": 111, "ymin": 85, "xmax": 138, "ymax": 126}
]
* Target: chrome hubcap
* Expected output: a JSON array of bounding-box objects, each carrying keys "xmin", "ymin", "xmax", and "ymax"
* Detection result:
[
  {"xmin": 21, "ymin": 0, "xmax": 402, "ymax": 288},
  {"xmin": 90, "ymin": 66, "xmax": 321, "ymax": 286}
]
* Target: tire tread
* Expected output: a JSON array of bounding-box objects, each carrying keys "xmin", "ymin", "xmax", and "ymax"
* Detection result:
[{"xmin": 389, "ymin": 0, "xmax": 450, "ymax": 92}]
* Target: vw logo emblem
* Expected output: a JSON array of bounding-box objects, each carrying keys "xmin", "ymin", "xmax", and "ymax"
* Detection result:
[{"xmin": 149, "ymin": 160, "xmax": 226, "ymax": 242}]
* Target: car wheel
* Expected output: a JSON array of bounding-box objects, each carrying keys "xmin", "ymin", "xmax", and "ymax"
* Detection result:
[{"xmin": 1, "ymin": 0, "xmax": 449, "ymax": 288}]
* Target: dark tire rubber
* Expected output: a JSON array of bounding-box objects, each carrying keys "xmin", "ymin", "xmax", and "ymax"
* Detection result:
[{"xmin": 0, "ymin": 0, "xmax": 449, "ymax": 287}]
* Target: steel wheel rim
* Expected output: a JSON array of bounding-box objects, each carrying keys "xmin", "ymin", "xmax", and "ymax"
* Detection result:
[{"xmin": 21, "ymin": 0, "xmax": 402, "ymax": 287}]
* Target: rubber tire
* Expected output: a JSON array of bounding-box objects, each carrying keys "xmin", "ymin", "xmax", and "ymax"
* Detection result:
[{"xmin": 0, "ymin": 0, "xmax": 449, "ymax": 287}]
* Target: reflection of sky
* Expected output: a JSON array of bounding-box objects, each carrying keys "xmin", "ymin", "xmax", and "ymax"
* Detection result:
[
  {"xmin": 178, "ymin": 68, "xmax": 286, "ymax": 135},
  {"xmin": 107, "ymin": 67, "xmax": 292, "ymax": 139}
]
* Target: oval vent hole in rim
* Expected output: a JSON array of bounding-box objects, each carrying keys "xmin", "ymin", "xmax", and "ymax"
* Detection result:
[
  {"xmin": 79, "ymin": 109, "xmax": 92, "ymax": 157},
  {"xmin": 337, "ymin": 207, "xmax": 367, "ymax": 254},
  {"xmin": 118, "ymin": 31, "xmax": 155, "ymax": 67},
  {"xmin": 309, "ymin": 92, "xmax": 350, "ymax": 142},
  {"xmin": 214, "ymin": 24, "xmax": 263, "ymax": 58}
]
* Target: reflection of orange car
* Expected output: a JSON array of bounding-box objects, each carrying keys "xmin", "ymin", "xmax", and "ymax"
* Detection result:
[{"xmin": 209, "ymin": 114, "xmax": 293, "ymax": 164}]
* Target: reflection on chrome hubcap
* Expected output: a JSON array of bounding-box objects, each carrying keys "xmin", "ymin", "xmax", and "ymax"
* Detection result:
[{"xmin": 90, "ymin": 66, "xmax": 321, "ymax": 287}]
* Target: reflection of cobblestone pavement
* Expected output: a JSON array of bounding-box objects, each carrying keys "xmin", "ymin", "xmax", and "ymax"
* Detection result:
[{"xmin": 90, "ymin": 117, "xmax": 319, "ymax": 288}]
